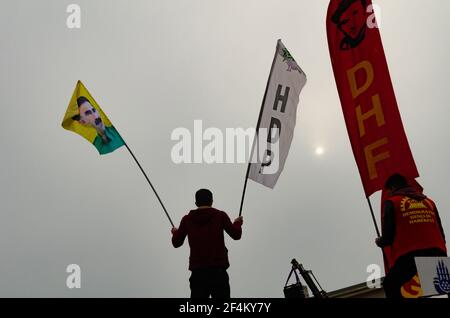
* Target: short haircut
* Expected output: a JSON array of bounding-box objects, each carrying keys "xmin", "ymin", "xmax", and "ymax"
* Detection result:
[
  {"xmin": 196, "ymin": 189, "xmax": 213, "ymax": 206},
  {"xmin": 331, "ymin": 0, "xmax": 367, "ymax": 25},
  {"xmin": 72, "ymin": 96, "xmax": 91, "ymax": 121},
  {"xmin": 77, "ymin": 96, "xmax": 90, "ymax": 107},
  {"xmin": 385, "ymin": 174, "xmax": 408, "ymax": 189}
]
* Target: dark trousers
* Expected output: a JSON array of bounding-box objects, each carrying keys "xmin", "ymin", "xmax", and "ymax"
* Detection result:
[
  {"xmin": 189, "ymin": 267, "xmax": 230, "ymax": 299},
  {"xmin": 383, "ymin": 248, "xmax": 447, "ymax": 298}
]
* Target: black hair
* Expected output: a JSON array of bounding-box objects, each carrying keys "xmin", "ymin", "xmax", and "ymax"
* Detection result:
[
  {"xmin": 77, "ymin": 96, "xmax": 90, "ymax": 107},
  {"xmin": 72, "ymin": 96, "xmax": 91, "ymax": 121},
  {"xmin": 385, "ymin": 174, "xmax": 408, "ymax": 190},
  {"xmin": 195, "ymin": 189, "xmax": 213, "ymax": 206},
  {"xmin": 331, "ymin": 0, "xmax": 367, "ymax": 25}
]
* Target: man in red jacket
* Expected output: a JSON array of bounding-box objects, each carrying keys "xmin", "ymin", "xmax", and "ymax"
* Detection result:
[{"xmin": 171, "ymin": 189, "xmax": 243, "ymax": 298}]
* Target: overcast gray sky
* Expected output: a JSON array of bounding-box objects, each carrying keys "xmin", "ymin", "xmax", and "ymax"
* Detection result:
[{"xmin": 1, "ymin": 0, "xmax": 449, "ymax": 297}]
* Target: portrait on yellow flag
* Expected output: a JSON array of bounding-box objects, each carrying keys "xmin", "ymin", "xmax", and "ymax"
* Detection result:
[{"xmin": 61, "ymin": 81, "xmax": 124, "ymax": 155}]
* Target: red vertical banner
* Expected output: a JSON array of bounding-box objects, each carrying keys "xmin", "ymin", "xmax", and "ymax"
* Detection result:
[{"xmin": 326, "ymin": 0, "xmax": 419, "ymax": 197}]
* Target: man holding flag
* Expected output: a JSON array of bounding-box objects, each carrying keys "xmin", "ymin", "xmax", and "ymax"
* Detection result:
[
  {"xmin": 171, "ymin": 189, "xmax": 243, "ymax": 299},
  {"xmin": 327, "ymin": 0, "xmax": 445, "ymax": 298},
  {"xmin": 375, "ymin": 174, "xmax": 447, "ymax": 298}
]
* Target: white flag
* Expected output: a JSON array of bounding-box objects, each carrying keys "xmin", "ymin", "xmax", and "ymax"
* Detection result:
[{"xmin": 248, "ymin": 40, "xmax": 307, "ymax": 188}]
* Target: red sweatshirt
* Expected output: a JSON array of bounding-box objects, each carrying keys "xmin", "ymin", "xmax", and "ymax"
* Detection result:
[{"xmin": 172, "ymin": 208, "xmax": 242, "ymax": 270}]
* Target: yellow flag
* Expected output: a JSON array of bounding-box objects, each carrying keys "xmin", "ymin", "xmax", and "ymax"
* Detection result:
[{"xmin": 62, "ymin": 81, "xmax": 125, "ymax": 155}]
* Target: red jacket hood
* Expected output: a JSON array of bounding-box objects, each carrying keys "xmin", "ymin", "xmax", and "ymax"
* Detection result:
[{"xmin": 187, "ymin": 208, "xmax": 219, "ymax": 226}]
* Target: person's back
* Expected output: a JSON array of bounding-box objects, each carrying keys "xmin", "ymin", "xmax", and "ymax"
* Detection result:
[
  {"xmin": 172, "ymin": 207, "xmax": 241, "ymax": 270},
  {"xmin": 376, "ymin": 174, "xmax": 447, "ymax": 298},
  {"xmin": 171, "ymin": 189, "xmax": 243, "ymax": 298},
  {"xmin": 376, "ymin": 175, "xmax": 446, "ymax": 261},
  {"xmin": 387, "ymin": 194, "xmax": 446, "ymax": 262}
]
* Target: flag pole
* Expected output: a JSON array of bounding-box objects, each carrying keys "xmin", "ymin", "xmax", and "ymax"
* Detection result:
[
  {"xmin": 239, "ymin": 165, "xmax": 252, "ymax": 217},
  {"xmin": 367, "ymin": 196, "xmax": 391, "ymax": 272},
  {"xmin": 366, "ymin": 197, "xmax": 381, "ymax": 237},
  {"xmin": 124, "ymin": 143, "xmax": 175, "ymax": 228},
  {"xmin": 239, "ymin": 40, "xmax": 281, "ymax": 217}
]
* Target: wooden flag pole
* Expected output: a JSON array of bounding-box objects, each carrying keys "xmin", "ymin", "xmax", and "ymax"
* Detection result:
[
  {"xmin": 238, "ymin": 41, "xmax": 280, "ymax": 217},
  {"xmin": 124, "ymin": 143, "xmax": 175, "ymax": 228}
]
